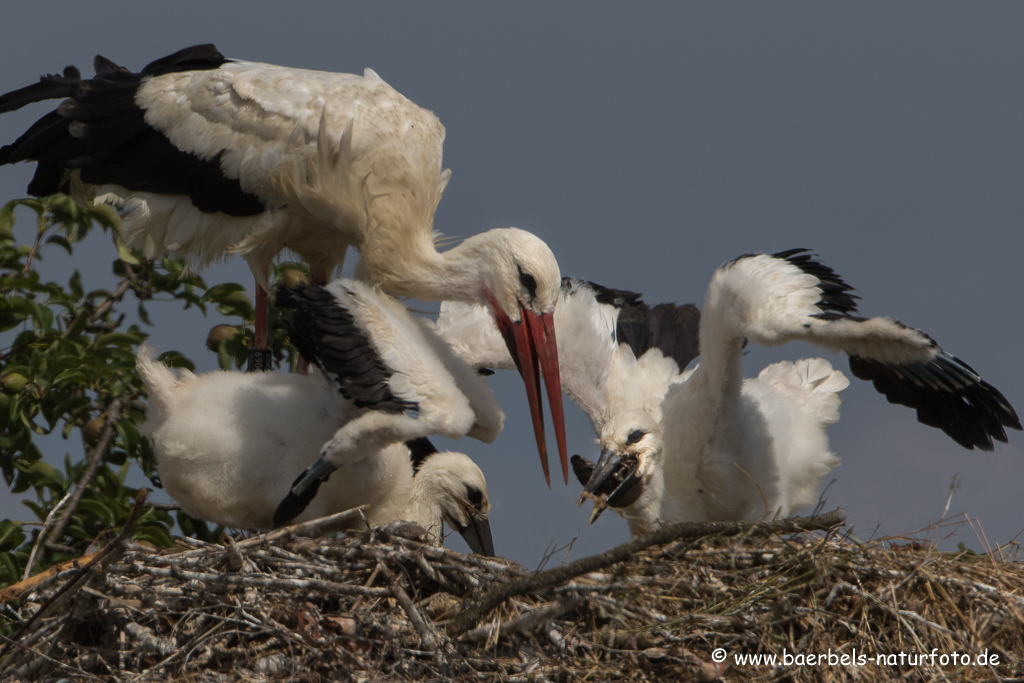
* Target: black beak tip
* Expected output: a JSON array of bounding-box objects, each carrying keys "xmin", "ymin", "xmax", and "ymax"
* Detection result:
[
  {"xmin": 271, "ymin": 493, "xmax": 301, "ymax": 529},
  {"xmin": 570, "ymin": 454, "xmax": 596, "ymax": 488},
  {"xmin": 272, "ymin": 467, "xmax": 328, "ymax": 529},
  {"xmin": 457, "ymin": 519, "xmax": 495, "ymax": 557}
]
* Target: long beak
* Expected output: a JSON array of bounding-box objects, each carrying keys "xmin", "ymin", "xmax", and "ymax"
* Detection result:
[
  {"xmin": 580, "ymin": 447, "xmax": 625, "ymax": 526},
  {"xmin": 490, "ymin": 302, "xmax": 568, "ymax": 487},
  {"xmin": 583, "ymin": 447, "xmax": 625, "ymax": 499},
  {"xmin": 456, "ymin": 517, "xmax": 495, "ymax": 556},
  {"xmin": 272, "ymin": 456, "xmax": 337, "ymax": 528},
  {"xmin": 570, "ymin": 454, "xmax": 596, "ymax": 489},
  {"xmin": 589, "ymin": 499, "xmax": 610, "ymax": 525}
]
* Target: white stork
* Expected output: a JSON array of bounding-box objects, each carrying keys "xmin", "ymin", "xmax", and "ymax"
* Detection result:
[
  {"xmin": 267, "ymin": 278, "xmax": 505, "ymax": 531},
  {"xmin": 137, "ymin": 338, "xmax": 494, "ymax": 555},
  {"xmin": 436, "ymin": 250, "xmax": 1021, "ymax": 534},
  {"xmin": 0, "ymin": 44, "xmax": 569, "ymax": 485}
]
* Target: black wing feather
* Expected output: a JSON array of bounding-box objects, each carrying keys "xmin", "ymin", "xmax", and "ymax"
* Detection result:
[
  {"xmin": 0, "ymin": 44, "xmax": 263, "ymax": 217},
  {"xmin": 583, "ymin": 279, "xmax": 702, "ymax": 371},
  {"xmin": 0, "ymin": 66, "xmax": 80, "ymax": 115},
  {"xmin": 849, "ymin": 352, "xmax": 1020, "ymax": 451},
  {"xmin": 772, "ymin": 248, "xmax": 860, "ymax": 315},
  {"xmin": 562, "ymin": 276, "xmax": 702, "ymax": 371},
  {"xmin": 771, "ymin": 249, "xmax": 1019, "ymax": 450},
  {"xmin": 276, "ymin": 283, "xmax": 418, "ymax": 415}
]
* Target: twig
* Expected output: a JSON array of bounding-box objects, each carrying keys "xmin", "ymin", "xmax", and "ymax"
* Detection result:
[
  {"xmin": 449, "ymin": 508, "xmax": 845, "ymax": 635},
  {"xmin": 464, "ymin": 596, "xmax": 581, "ymax": 642},
  {"xmin": 109, "ymin": 563, "xmax": 389, "ymax": 598},
  {"xmin": 376, "ymin": 560, "xmax": 440, "ymax": 652},
  {"xmin": 733, "ymin": 462, "xmax": 770, "ymax": 520},
  {"xmin": 19, "ymin": 207, "xmax": 48, "ymax": 276},
  {"xmin": 0, "ymin": 488, "xmax": 149, "ymax": 665},
  {"xmin": 88, "ymin": 275, "xmax": 135, "ymax": 324},
  {"xmin": 939, "ymin": 473, "xmax": 960, "ymax": 522},
  {"xmin": 22, "ymin": 488, "xmax": 75, "ymax": 581},
  {"xmin": 44, "ymin": 397, "xmax": 125, "ymax": 548},
  {"xmin": 232, "ymin": 505, "xmax": 368, "ymax": 549}
]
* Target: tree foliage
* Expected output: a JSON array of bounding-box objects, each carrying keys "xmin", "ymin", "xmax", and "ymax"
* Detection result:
[{"xmin": 0, "ymin": 194, "xmax": 300, "ymax": 597}]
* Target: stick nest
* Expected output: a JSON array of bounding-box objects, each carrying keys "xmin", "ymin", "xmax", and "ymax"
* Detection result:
[{"xmin": 2, "ymin": 509, "xmax": 1022, "ymax": 682}]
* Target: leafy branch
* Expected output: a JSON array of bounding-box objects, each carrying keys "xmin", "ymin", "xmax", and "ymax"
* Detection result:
[{"xmin": 0, "ymin": 195, "xmax": 301, "ymax": 602}]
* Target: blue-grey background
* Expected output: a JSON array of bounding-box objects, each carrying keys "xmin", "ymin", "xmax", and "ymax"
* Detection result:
[{"xmin": 1, "ymin": 3, "xmax": 1021, "ymax": 567}]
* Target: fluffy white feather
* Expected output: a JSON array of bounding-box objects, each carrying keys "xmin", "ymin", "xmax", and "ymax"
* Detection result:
[
  {"xmin": 437, "ymin": 249, "xmax": 1018, "ymax": 536},
  {"xmin": 307, "ymin": 279, "xmax": 503, "ymax": 461},
  {"xmin": 136, "ymin": 344, "xmax": 490, "ymax": 544}
]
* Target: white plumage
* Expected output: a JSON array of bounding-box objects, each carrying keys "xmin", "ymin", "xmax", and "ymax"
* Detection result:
[
  {"xmin": 137, "ymin": 343, "xmax": 494, "ymax": 553},
  {"xmin": 268, "ymin": 278, "xmax": 506, "ymax": 538},
  {"xmin": 437, "ymin": 250, "xmax": 1020, "ymax": 535},
  {"xmin": 0, "ymin": 45, "xmax": 569, "ymax": 480},
  {"xmin": 119, "ymin": 57, "xmax": 448, "ymax": 280}
]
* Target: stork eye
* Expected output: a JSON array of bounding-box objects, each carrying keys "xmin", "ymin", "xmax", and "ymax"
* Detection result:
[
  {"xmin": 465, "ymin": 485, "xmax": 484, "ymax": 510},
  {"xmin": 517, "ymin": 265, "xmax": 538, "ymax": 299},
  {"xmin": 627, "ymin": 429, "xmax": 646, "ymax": 445}
]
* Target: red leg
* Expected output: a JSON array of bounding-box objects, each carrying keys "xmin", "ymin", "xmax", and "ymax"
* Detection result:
[
  {"xmin": 254, "ymin": 280, "xmax": 269, "ymax": 349},
  {"xmin": 247, "ymin": 270, "xmax": 272, "ymax": 372}
]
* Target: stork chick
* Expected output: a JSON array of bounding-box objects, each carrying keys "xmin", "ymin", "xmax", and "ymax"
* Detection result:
[{"xmin": 137, "ymin": 344, "xmax": 494, "ymax": 554}]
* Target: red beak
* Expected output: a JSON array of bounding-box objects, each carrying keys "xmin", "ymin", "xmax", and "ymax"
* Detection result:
[{"xmin": 489, "ymin": 300, "xmax": 568, "ymax": 487}]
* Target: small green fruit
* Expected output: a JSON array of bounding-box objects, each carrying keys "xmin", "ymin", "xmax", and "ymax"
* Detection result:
[
  {"xmin": 206, "ymin": 325, "xmax": 240, "ymax": 352},
  {"xmin": 280, "ymin": 269, "xmax": 310, "ymax": 288},
  {"xmin": 2, "ymin": 373, "xmax": 28, "ymax": 394},
  {"xmin": 83, "ymin": 414, "xmax": 105, "ymax": 443}
]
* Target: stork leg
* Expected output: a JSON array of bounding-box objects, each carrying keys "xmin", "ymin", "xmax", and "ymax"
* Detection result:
[{"xmin": 247, "ymin": 272, "xmax": 272, "ymax": 372}]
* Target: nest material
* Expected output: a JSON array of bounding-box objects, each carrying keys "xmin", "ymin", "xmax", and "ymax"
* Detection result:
[{"xmin": 2, "ymin": 507, "xmax": 1023, "ymax": 682}]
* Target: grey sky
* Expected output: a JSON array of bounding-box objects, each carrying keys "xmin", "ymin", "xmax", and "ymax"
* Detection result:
[{"xmin": 1, "ymin": 3, "xmax": 1021, "ymax": 567}]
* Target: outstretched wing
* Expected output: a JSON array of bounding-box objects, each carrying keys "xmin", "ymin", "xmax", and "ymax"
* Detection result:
[{"xmin": 709, "ymin": 249, "xmax": 1021, "ymax": 450}]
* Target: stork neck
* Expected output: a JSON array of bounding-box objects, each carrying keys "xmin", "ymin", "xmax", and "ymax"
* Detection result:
[
  {"xmin": 406, "ymin": 474, "xmax": 446, "ymax": 544},
  {"xmin": 660, "ymin": 308, "xmax": 745, "ymax": 475},
  {"xmin": 359, "ymin": 231, "xmax": 485, "ymax": 304}
]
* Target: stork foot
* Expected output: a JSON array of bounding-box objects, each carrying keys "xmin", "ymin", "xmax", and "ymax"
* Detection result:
[{"xmin": 246, "ymin": 348, "xmax": 272, "ymax": 373}]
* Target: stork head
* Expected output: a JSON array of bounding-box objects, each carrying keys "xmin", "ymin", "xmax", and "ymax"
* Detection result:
[
  {"xmin": 581, "ymin": 410, "xmax": 660, "ymax": 523},
  {"xmin": 462, "ymin": 227, "xmax": 568, "ymax": 487},
  {"xmin": 416, "ymin": 451, "xmax": 495, "ymax": 556}
]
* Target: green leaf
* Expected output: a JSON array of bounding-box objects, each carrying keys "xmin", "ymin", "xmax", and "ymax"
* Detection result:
[
  {"xmin": 77, "ymin": 498, "xmax": 116, "ymax": 525},
  {"xmin": 52, "ymin": 369, "xmax": 91, "ymax": 386},
  {"xmin": 115, "ymin": 419, "xmax": 140, "ymax": 453},
  {"xmin": 45, "ymin": 234, "xmax": 73, "ymax": 255},
  {"xmin": 117, "ymin": 243, "xmax": 140, "ymax": 266},
  {"xmin": 0, "ymin": 520, "xmax": 26, "ymax": 552},
  {"xmin": 93, "ymin": 332, "xmax": 143, "ymax": 348},
  {"xmin": 0, "ymin": 550, "xmax": 25, "ymax": 587},
  {"xmin": 134, "ymin": 524, "xmax": 174, "ymax": 547},
  {"xmin": 155, "ymin": 350, "xmax": 195, "ymax": 371},
  {"xmin": 137, "ymin": 302, "xmax": 152, "ymax": 325}
]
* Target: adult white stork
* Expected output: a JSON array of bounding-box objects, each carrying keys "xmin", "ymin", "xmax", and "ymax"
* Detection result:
[
  {"xmin": 0, "ymin": 44, "xmax": 569, "ymax": 485},
  {"xmin": 137, "ymin": 340, "xmax": 495, "ymax": 555},
  {"xmin": 436, "ymin": 250, "xmax": 1021, "ymax": 534}
]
